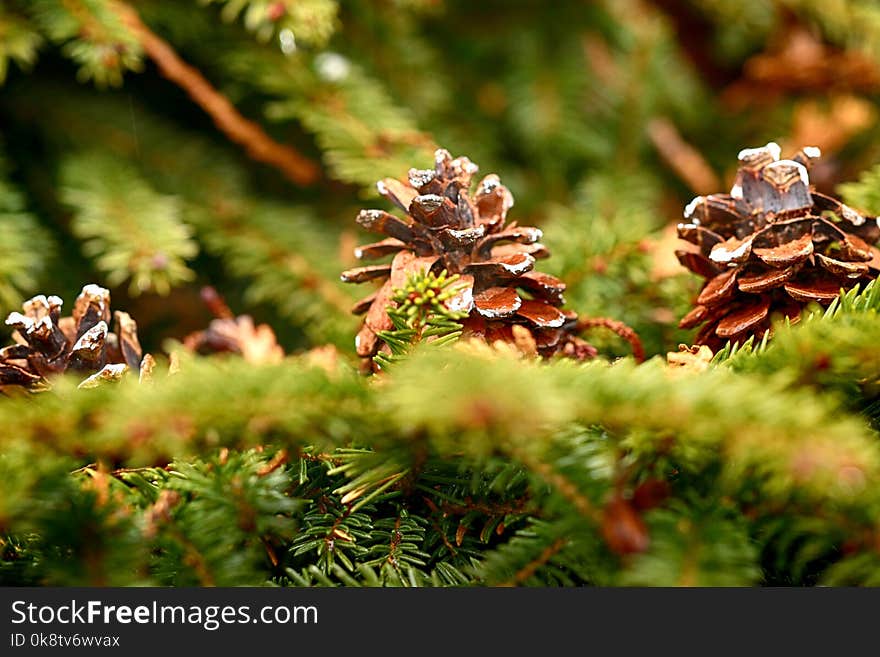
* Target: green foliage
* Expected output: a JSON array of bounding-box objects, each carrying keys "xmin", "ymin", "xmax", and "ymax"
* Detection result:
[
  {"xmin": 839, "ymin": 163, "xmax": 880, "ymax": 214},
  {"xmin": 262, "ymin": 61, "xmax": 437, "ymax": 188},
  {"xmin": 718, "ymin": 281, "xmax": 880, "ymax": 426},
  {"xmin": 374, "ymin": 269, "xmax": 468, "ymax": 370},
  {"xmin": 0, "ymin": 147, "xmax": 53, "ymax": 314},
  {"xmin": 25, "ymin": 0, "xmax": 142, "ymax": 87},
  {"xmin": 621, "ymin": 501, "xmax": 761, "ymax": 586},
  {"xmin": 198, "ymin": 0, "xmax": 339, "ymax": 47},
  {"xmin": 0, "ymin": 8, "xmax": 42, "ymax": 84},
  {"xmin": 150, "ymin": 450, "xmax": 300, "ymax": 585},
  {"xmin": 543, "ymin": 173, "xmax": 694, "ymax": 357},
  {"xmin": 2, "ymin": 331, "xmax": 880, "ymax": 586},
  {"xmin": 60, "ymin": 152, "xmax": 199, "ymax": 295}
]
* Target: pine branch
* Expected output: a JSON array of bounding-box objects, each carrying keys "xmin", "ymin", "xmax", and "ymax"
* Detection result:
[
  {"xmin": 26, "ymin": 0, "xmax": 143, "ymax": 87},
  {"xmin": 620, "ymin": 500, "xmax": 761, "ymax": 586},
  {"xmin": 197, "ymin": 0, "xmax": 338, "ymax": 47},
  {"xmin": 4, "ymin": 87, "xmax": 354, "ymax": 343},
  {"xmin": 60, "ymin": 151, "xmax": 198, "ymax": 295},
  {"xmin": 111, "ymin": 0, "xmax": 321, "ymax": 185},
  {"xmin": 719, "ymin": 281, "xmax": 880, "ymax": 424},
  {"xmin": 373, "ymin": 269, "xmax": 468, "ymax": 370},
  {"xmin": 0, "ymin": 146, "xmax": 54, "ymax": 313},
  {"xmin": 0, "ymin": 7, "xmax": 42, "ymax": 84},
  {"xmin": 259, "ymin": 58, "xmax": 437, "ymax": 188},
  {"xmin": 500, "ymin": 536, "xmax": 568, "ymax": 586}
]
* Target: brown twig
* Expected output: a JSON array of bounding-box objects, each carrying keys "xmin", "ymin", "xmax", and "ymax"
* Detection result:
[
  {"xmin": 577, "ymin": 317, "xmax": 646, "ymax": 364},
  {"xmin": 647, "ymin": 118, "xmax": 720, "ymax": 195},
  {"xmin": 112, "ymin": 1, "xmax": 320, "ymax": 186},
  {"xmin": 439, "ymin": 496, "xmax": 531, "ymax": 518},
  {"xmin": 422, "ymin": 497, "xmax": 459, "ymax": 557},
  {"xmin": 508, "ymin": 447, "xmax": 599, "ymax": 522},
  {"xmin": 500, "ymin": 538, "xmax": 568, "ymax": 587},
  {"xmin": 257, "ymin": 449, "xmax": 289, "ymax": 477},
  {"xmin": 386, "ymin": 515, "xmax": 403, "ymax": 567}
]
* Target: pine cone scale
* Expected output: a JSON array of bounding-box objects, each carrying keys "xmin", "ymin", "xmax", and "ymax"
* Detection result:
[
  {"xmin": 356, "ymin": 210, "xmax": 419, "ymax": 244},
  {"xmin": 115, "ymin": 311, "xmax": 143, "ymax": 370},
  {"xmin": 473, "ymin": 287, "xmax": 522, "ymax": 319},
  {"xmin": 0, "ymin": 361, "xmax": 42, "ymax": 386},
  {"xmin": 715, "ymin": 296, "xmax": 770, "ymax": 337},
  {"xmin": 516, "ymin": 300, "xmax": 567, "ymax": 328},
  {"xmin": 816, "ymin": 253, "xmax": 868, "ymax": 278},
  {"xmin": 737, "ymin": 265, "xmax": 799, "ymax": 293},
  {"xmin": 340, "ymin": 264, "xmax": 393, "ymax": 283},
  {"xmin": 679, "ymin": 304, "xmax": 709, "ymax": 329},
  {"xmin": 364, "ymin": 280, "xmax": 396, "ymax": 335},
  {"xmin": 696, "ymin": 268, "xmax": 738, "ymax": 306},
  {"xmin": 354, "ymin": 238, "xmax": 406, "ymax": 260},
  {"xmin": 376, "ymin": 178, "xmax": 418, "ymax": 212},
  {"xmin": 783, "ymin": 278, "xmax": 844, "ymax": 302},
  {"xmin": 751, "ymin": 230, "xmax": 813, "ymax": 267}
]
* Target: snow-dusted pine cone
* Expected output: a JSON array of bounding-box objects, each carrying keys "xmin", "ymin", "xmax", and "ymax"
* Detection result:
[
  {"xmin": 1, "ymin": 284, "xmax": 154, "ymax": 391},
  {"xmin": 676, "ymin": 143, "xmax": 880, "ymax": 348},
  {"xmin": 342, "ymin": 148, "xmax": 596, "ymax": 368}
]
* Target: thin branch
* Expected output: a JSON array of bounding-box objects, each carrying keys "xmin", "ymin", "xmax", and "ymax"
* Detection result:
[
  {"xmin": 647, "ymin": 118, "xmax": 720, "ymax": 195},
  {"xmin": 112, "ymin": 1, "xmax": 320, "ymax": 186},
  {"xmin": 257, "ymin": 449, "xmax": 288, "ymax": 477},
  {"xmin": 439, "ymin": 496, "xmax": 531, "ymax": 518},
  {"xmin": 508, "ymin": 447, "xmax": 599, "ymax": 522},
  {"xmin": 577, "ymin": 317, "xmax": 646, "ymax": 363},
  {"xmin": 500, "ymin": 537, "xmax": 568, "ymax": 587}
]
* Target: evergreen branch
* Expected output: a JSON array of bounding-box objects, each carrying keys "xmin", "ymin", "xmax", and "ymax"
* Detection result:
[
  {"xmin": 2, "ymin": 88, "xmax": 352, "ymax": 340},
  {"xmin": 3, "ymin": 349, "xmax": 872, "ymax": 514},
  {"xmin": 620, "ymin": 501, "xmax": 761, "ymax": 586},
  {"xmin": 260, "ymin": 60, "xmax": 437, "ymax": 188},
  {"xmin": 542, "ymin": 172, "xmax": 695, "ymax": 358},
  {"xmin": 27, "ymin": 0, "xmax": 143, "ymax": 87},
  {"xmin": 720, "ymin": 281, "xmax": 880, "ymax": 423},
  {"xmin": 500, "ymin": 537, "xmax": 568, "ymax": 587},
  {"xmin": 0, "ymin": 148, "xmax": 54, "ymax": 313},
  {"xmin": 197, "ymin": 0, "xmax": 338, "ymax": 47},
  {"xmin": 0, "ymin": 8, "xmax": 42, "ymax": 84},
  {"xmin": 373, "ymin": 269, "xmax": 468, "ymax": 370},
  {"xmin": 111, "ymin": 0, "xmax": 320, "ymax": 185},
  {"xmin": 60, "ymin": 152, "xmax": 198, "ymax": 295},
  {"xmin": 508, "ymin": 446, "xmax": 600, "ymax": 522},
  {"xmin": 195, "ymin": 201, "xmax": 356, "ymax": 344}
]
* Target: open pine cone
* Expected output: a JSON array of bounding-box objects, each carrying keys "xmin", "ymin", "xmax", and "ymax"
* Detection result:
[
  {"xmin": 0, "ymin": 284, "xmax": 154, "ymax": 391},
  {"xmin": 676, "ymin": 143, "xmax": 880, "ymax": 348},
  {"xmin": 341, "ymin": 148, "xmax": 597, "ymax": 367},
  {"xmin": 183, "ymin": 286, "xmax": 284, "ymax": 365}
]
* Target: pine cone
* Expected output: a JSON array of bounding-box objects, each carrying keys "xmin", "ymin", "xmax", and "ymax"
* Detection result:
[
  {"xmin": 676, "ymin": 143, "xmax": 880, "ymax": 348},
  {"xmin": 0, "ymin": 284, "xmax": 153, "ymax": 391},
  {"xmin": 182, "ymin": 287, "xmax": 284, "ymax": 365},
  {"xmin": 341, "ymin": 148, "xmax": 596, "ymax": 366}
]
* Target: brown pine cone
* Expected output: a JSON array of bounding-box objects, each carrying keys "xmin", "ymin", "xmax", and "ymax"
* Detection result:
[
  {"xmin": 1, "ymin": 284, "xmax": 153, "ymax": 391},
  {"xmin": 341, "ymin": 148, "xmax": 597, "ymax": 367},
  {"xmin": 676, "ymin": 143, "xmax": 880, "ymax": 349},
  {"xmin": 182, "ymin": 286, "xmax": 284, "ymax": 365}
]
